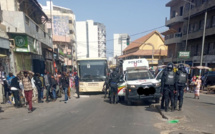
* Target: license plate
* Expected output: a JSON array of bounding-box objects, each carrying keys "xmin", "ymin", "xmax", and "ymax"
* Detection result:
[{"xmin": 88, "ymin": 83, "xmax": 99, "ymax": 86}]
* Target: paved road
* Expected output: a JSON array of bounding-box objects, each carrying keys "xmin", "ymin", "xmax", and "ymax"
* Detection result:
[
  {"xmin": 0, "ymin": 94, "xmax": 160, "ymax": 134},
  {"xmin": 1, "ymin": 92, "xmax": 215, "ymax": 134}
]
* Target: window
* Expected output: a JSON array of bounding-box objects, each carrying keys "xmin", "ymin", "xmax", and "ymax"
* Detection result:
[
  {"xmin": 206, "ymin": 18, "xmax": 211, "ymax": 28},
  {"xmin": 204, "ymin": 43, "xmax": 210, "ymax": 55},
  {"xmin": 178, "ymin": 27, "xmax": 181, "ymax": 32},
  {"xmin": 171, "ymin": 10, "xmax": 176, "ymax": 18},
  {"xmin": 195, "ymin": 44, "xmax": 199, "ymax": 56},
  {"xmin": 199, "ymin": 19, "xmax": 204, "ymax": 30},
  {"xmin": 36, "ymin": 25, "xmax": 39, "ymax": 32},
  {"xmin": 69, "ymin": 30, "xmax": 74, "ymax": 34},
  {"xmin": 44, "ymin": 32, "xmax": 46, "ymax": 38},
  {"xmin": 25, "ymin": 16, "xmax": 29, "ymax": 25},
  {"xmin": 69, "ymin": 20, "xmax": 72, "ymax": 24},
  {"xmin": 180, "ymin": 6, "xmax": 183, "ymax": 16},
  {"xmin": 212, "ymin": 16, "xmax": 215, "ymax": 27},
  {"xmin": 194, "ymin": 23, "xmax": 198, "ymax": 31}
]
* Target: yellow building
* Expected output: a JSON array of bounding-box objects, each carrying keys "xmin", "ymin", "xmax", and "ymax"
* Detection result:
[{"xmin": 119, "ymin": 31, "xmax": 168, "ymax": 67}]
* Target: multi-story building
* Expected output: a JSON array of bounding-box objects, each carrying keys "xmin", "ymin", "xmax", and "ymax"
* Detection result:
[
  {"xmin": 41, "ymin": 1, "xmax": 76, "ymax": 72},
  {"xmin": 0, "ymin": 0, "xmax": 53, "ymax": 74},
  {"xmin": 113, "ymin": 33, "xmax": 130, "ymax": 58},
  {"xmin": 76, "ymin": 20, "xmax": 106, "ymax": 59},
  {"xmin": 163, "ymin": 0, "xmax": 215, "ymax": 68}
]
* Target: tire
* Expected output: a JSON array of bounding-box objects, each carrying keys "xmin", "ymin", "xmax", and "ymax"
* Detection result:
[{"xmin": 155, "ymin": 97, "xmax": 160, "ymax": 103}]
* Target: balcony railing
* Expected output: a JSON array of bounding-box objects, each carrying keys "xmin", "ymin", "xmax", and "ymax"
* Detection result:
[
  {"xmin": 165, "ymin": 32, "xmax": 182, "ymax": 45},
  {"xmin": 2, "ymin": 10, "xmax": 52, "ymax": 48},
  {"xmin": 165, "ymin": 16, "xmax": 184, "ymax": 26},
  {"xmin": 184, "ymin": 0, "xmax": 215, "ymax": 18}
]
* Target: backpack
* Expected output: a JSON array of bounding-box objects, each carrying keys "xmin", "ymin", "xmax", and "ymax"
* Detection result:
[
  {"xmin": 165, "ymin": 71, "xmax": 175, "ymax": 85},
  {"xmin": 35, "ymin": 77, "xmax": 42, "ymax": 88},
  {"xmin": 178, "ymin": 72, "xmax": 187, "ymax": 84}
]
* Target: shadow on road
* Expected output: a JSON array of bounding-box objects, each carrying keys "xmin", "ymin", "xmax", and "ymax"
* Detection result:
[
  {"xmin": 200, "ymin": 102, "xmax": 215, "ymax": 106},
  {"xmin": 80, "ymin": 92, "xmax": 104, "ymax": 96}
]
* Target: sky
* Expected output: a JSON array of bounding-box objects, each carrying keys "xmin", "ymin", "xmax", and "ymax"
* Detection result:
[{"xmin": 38, "ymin": 0, "xmax": 170, "ymax": 57}]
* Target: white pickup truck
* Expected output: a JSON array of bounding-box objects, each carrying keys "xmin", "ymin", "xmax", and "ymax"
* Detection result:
[{"xmin": 118, "ymin": 58, "xmax": 161, "ymax": 105}]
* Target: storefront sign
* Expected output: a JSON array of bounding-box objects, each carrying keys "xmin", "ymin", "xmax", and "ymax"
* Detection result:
[
  {"xmin": 14, "ymin": 35, "xmax": 39, "ymax": 53},
  {"xmin": 178, "ymin": 51, "xmax": 190, "ymax": 59}
]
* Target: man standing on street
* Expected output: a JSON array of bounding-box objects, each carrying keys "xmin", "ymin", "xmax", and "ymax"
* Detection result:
[
  {"xmin": 175, "ymin": 64, "xmax": 188, "ymax": 111},
  {"xmin": 44, "ymin": 71, "xmax": 52, "ymax": 102},
  {"xmin": 20, "ymin": 71, "xmax": 34, "ymax": 113},
  {"xmin": 74, "ymin": 72, "xmax": 80, "ymax": 98},
  {"xmin": 161, "ymin": 63, "xmax": 175, "ymax": 112},
  {"xmin": 10, "ymin": 74, "xmax": 21, "ymax": 108},
  {"xmin": 60, "ymin": 72, "xmax": 69, "ymax": 103},
  {"xmin": 109, "ymin": 68, "xmax": 120, "ymax": 104},
  {"xmin": 34, "ymin": 73, "xmax": 43, "ymax": 103}
]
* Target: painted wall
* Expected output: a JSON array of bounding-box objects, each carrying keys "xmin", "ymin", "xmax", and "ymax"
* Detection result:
[{"xmin": 139, "ymin": 34, "xmax": 166, "ymax": 50}]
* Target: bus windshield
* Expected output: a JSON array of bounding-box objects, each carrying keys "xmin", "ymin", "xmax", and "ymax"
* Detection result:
[{"xmin": 78, "ymin": 60, "xmax": 107, "ymax": 82}]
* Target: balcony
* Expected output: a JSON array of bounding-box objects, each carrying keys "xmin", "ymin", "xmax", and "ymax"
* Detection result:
[
  {"xmin": 2, "ymin": 11, "xmax": 52, "ymax": 48},
  {"xmin": 182, "ymin": 26, "xmax": 215, "ymax": 40},
  {"xmin": 184, "ymin": 0, "xmax": 215, "ymax": 18},
  {"xmin": 165, "ymin": 16, "xmax": 184, "ymax": 26},
  {"xmin": 164, "ymin": 32, "xmax": 182, "ymax": 45}
]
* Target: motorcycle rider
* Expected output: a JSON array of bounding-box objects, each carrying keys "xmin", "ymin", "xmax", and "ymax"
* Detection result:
[
  {"xmin": 175, "ymin": 64, "xmax": 188, "ymax": 111},
  {"xmin": 109, "ymin": 68, "xmax": 120, "ymax": 104},
  {"xmin": 161, "ymin": 63, "xmax": 175, "ymax": 112}
]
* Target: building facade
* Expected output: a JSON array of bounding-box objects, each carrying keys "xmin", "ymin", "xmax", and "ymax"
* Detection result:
[
  {"xmin": 0, "ymin": 0, "xmax": 53, "ymax": 74},
  {"xmin": 41, "ymin": 1, "xmax": 76, "ymax": 72},
  {"xmin": 119, "ymin": 31, "xmax": 168, "ymax": 68},
  {"xmin": 76, "ymin": 20, "xmax": 106, "ymax": 59},
  {"xmin": 113, "ymin": 33, "xmax": 130, "ymax": 58},
  {"xmin": 163, "ymin": 0, "xmax": 215, "ymax": 68}
]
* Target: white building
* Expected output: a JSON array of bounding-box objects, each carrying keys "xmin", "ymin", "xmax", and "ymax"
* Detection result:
[
  {"xmin": 113, "ymin": 33, "xmax": 130, "ymax": 58},
  {"xmin": 76, "ymin": 20, "xmax": 106, "ymax": 59}
]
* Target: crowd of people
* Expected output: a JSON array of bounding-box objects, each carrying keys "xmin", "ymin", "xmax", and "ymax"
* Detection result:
[{"xmin": 0, "ymin": 70, "xmax": 80, "ymax": 113}]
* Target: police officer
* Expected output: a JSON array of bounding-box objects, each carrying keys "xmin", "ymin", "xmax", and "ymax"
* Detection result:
[
  {"xmin": 109, "ymin": 68, "xmax": 120, "ymax": 104},
  {"xmin": 175, "ymin": 64, "xmax": 188, "ymax": 111},
  {"xmin": 103, "ymin": 75, "xmax": 110, "ymax": 98},
  {"xmin": 161, "ymin": 63, "xmax": 175, "ymax": 112}
]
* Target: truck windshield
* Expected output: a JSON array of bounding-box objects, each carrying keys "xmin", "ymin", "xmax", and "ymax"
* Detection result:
[
  {"xmin": 126, "ymin": 70, "xmax": 154, "ymax": 80},
  {"xmin": 78, "ymin": 60, "xmax": 107, "ymax": 82}
]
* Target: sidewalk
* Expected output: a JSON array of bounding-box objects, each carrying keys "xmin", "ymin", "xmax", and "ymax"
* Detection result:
[
  {"xmin": 154, "ymin": 93, "xmax": 215, "ymax": 134},
  {"xmin": 0, "ymin": 88, "xmax": 78, "ymax": 112}
]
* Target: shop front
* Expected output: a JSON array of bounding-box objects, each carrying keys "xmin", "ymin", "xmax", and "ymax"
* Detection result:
[{"xmin": 10, "ymin": 34, "xmax": 43, "ymax": 73}]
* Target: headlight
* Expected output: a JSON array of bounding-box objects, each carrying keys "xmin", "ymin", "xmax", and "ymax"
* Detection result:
[
  {"xmin": 128, "ymin": 85, "xmax": 135, "ymax": 88},
  {"xmin": 155, "ymin": 83, "xmax": 161, "ymax": 87}
]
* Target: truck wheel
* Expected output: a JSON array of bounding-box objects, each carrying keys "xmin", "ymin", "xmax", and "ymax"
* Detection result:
[{"xmin": 155, "ymin": 98, "xmax": 160, "ymax": 103}]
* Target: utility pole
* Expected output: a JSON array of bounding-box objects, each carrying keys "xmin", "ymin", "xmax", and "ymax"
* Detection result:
[{"xmin": 200, "ymin": 11, "xmax": 207, "ymax": 75}]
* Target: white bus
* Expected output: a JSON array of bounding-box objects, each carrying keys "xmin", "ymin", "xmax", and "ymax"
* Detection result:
[{"xmin": 77, "ymin": 58, "xmax": 108, "ymax": 92}]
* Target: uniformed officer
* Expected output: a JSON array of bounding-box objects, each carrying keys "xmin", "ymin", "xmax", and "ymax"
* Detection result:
[
  {"xmin": 175, "ymin": 64, "xmax": 188, "ymax": 111},
  {"xmin": 103, "ymin": 75, "xmax": 110, "ymax": 98},
  {"xmin": 161, "ymin": 63, "xmax": 175, "ymax": 112},
  {"xmin": 109, "ymin": 68, "xmax": 120, "ymax": 104}
]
